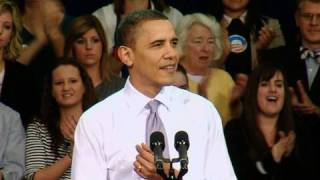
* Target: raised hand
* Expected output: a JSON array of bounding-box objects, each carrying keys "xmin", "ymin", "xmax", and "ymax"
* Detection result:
[
  {"xmin": 29, "ymin": 13, "xmax": 48, "ymax": 46},
  {"xmin": 256, "ymin": 25, "xmax": 275, "ymax": 50},
  {"xmin": 230, "ymin": 73, "xmax": 248, "ymax": 105},
  {"xmin": 41, "ymin": 0, "xmax": 65, "ymax": 57},
  {"xmin": 60, "ymin": 115, "xmax": 78, "ymax": 142},
  {"xmin": 284, "ymin": 131, "xmax": 296, "ymax": 157},
  {"xmin": 134, "ymin": 143, "xmax": 165, "ymax": 180},
  {"xmin": 290, "ymin": 80, "xmax": 320, "ymax": 116},
  {"xmin": 271, "ymin": 131, "xmax": 295, "ymax": 163}
]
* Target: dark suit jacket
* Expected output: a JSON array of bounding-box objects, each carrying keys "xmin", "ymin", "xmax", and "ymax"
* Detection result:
[
  {"xmin": 285, "ymin": 44, "xmax": 320, "ymax": 106},
  {"xmin": 0, "ymin": 60, "xmax": 36, "ymax": 129},
  {"xmin": 284, "ymin": 43, "xmax": 320, "ymax": 179}
]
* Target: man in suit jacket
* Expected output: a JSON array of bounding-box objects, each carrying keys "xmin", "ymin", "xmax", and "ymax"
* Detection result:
[
  {"xmin": 288, "ymin": 0, "xmax": 320, "ymax": 117},
  {"xmin": 285, "ymin": 1, "xmax": 320, "ymax": 178}
]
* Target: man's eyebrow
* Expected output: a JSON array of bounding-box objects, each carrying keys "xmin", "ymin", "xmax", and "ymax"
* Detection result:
[
  {"xmin": 171, "ymin": 37, "xmax": 178, "ymax": 42},
  {"xmin": 149, "ymin": 39, "xmax": 166, "ymax": 46}
]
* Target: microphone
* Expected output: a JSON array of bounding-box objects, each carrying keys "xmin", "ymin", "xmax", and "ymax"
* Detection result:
[
  {"xmin": 150, "ymin": 131, "xmax": 165, "ymax": 172},
  {"xmin": 174, "ymin": 131, "xmax": 189, "ymax": 176}
]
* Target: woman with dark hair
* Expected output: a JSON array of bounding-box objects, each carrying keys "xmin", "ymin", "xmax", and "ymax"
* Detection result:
[
  {"xmin": 25, "ymin": 59, "xmax": 96, "ymax": 180},
  {"xmin": 65, "ymin": 15, "xmax": 125, "ymax": 101},
  {"xmin": 213, "ymin": 0, "xmax": 286, "ymax": 79},
  {"xmin": 224, "ymin": 64, "xmax": 302, "ymax": 180}
]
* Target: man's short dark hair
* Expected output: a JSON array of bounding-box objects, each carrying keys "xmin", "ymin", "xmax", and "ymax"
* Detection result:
[
  {"xmin": 296, "ymin": 0, "xmax": 320, "ymax": 10},
  {"xmin": 114, "ymin": 10, "xmax": 168, "ymax": 48}
]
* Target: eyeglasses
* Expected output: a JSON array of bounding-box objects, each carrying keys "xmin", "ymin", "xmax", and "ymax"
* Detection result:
[{"xmin": 300, "ymin": 13, "xmax": 320, "ymax": 23}]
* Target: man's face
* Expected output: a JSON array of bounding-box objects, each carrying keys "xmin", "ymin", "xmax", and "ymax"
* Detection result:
[
  {"xmin": 127, "ymin": 20, "xmax": 178, "ymax": 96},
  {"xmin": 296, "ymin": 1, "xmax": 320, "ymax": 46}
]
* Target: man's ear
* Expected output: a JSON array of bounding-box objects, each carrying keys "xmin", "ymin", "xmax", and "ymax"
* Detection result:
[{"xmin": 117, "ymin": 46, "xmax": 134, "ymax": 67}]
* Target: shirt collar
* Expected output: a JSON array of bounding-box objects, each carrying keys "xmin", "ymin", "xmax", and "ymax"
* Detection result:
[
  {"xmin": 123, "ymin": 78, "xmax": 172, "ymax": 115},
  {"xmin": 223, "ymin": 11, "xmax": 247, "ymax": 26}
]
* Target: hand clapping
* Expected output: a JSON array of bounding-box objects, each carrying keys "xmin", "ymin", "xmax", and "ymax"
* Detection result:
[
  {"xmin": 256, "ymin": 25, "xmax": 276, "ymax": 50},
  {"xmin": 134, "ymin": 143, "xmax": 165, "ymax": 180},
  {"xmin": 271, "ymin": 131, "xmax": 296, "ymax": 163}
]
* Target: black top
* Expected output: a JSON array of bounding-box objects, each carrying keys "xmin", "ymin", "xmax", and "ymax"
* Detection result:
[
  {"xmin": 225, "ymin": 18, "xmax": 252, "ymax": 79},
  {"xmin": 224, "ymin": 118, "xmax": 303, "ymax": 180},
  {"xmin": 0, "ymin": 60, "xmax": 36, "ymax": 129},
  {"xmin": 95, "ymin": 75, "xmax": 125, "ymax": 101}
]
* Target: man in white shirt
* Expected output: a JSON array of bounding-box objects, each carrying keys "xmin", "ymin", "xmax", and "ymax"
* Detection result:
[{"xmin": 71, "ymin": 10, "xmax": 236, "ymax": 180}]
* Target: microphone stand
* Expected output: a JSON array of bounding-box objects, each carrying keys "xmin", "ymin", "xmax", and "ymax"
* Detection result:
[{"xmin": 156, "ymin": 158, "xmax": 188, "ymax": 180}]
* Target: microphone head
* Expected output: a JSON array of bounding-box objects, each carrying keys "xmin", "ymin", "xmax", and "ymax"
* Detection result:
[
  {"xmin": 174, "ymin": 131, "xmax": 190, "ymax": 150},
  {"xmin": 150, "ymin": 131, "xmax": 165, "ymax": 152}
]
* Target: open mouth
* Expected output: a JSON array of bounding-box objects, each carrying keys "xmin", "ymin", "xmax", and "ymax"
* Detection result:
[
  {"xmin": 63, "ymin": 93, "xmax": 73, "ymax": 98},
  {"xmin": 160, "ymin": 64, "xmax": 176, "ymax": 72},
  {"xmin": 266, "ymin": 95, "xmax": 278, "ymax": 102},
  {"xmin": 198, "ymin": 56, "xmax": 210, "ymax": 63}
]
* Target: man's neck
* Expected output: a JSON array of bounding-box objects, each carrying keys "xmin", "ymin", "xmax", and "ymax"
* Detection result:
[{"xmin": 129, "ymin": 76, "xmax": 161, "ymax": 98}]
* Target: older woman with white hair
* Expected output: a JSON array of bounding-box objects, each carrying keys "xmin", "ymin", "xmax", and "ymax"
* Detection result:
[{"xmin": 177, "ymin": 13, "xmax": 238, "ymax": 125}]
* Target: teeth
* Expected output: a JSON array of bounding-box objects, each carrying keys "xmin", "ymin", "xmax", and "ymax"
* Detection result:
[
  {"xmin": 63, "ymin": 94, "xmax": 72, "ymax": 97},
  {"xmin": 266, "ymin": 96, "xmax": 277, "ymax": 101},
  {"xmin": 165, "ymin": 66, "xmax": 174, "ymax": 69},
  {"xmin": 161, "ymin": 65, "xmax": 175, "ymax": 70}
]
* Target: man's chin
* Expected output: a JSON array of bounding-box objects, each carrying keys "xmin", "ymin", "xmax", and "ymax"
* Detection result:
[{"xmin": 160, "ymin": 79, "xmax": 175, "ymax": 87}]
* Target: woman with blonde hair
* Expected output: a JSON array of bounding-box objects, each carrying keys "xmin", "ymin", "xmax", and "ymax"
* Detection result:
[
  {"xmin": 177, "ymin": 13, "xmax": 238, "ymax": 125},
  {"xmin": 0, "ymin": 0, "xmax": 35, "ymax": 129},
  {"xmin": 65, "ymin": 15, "xmax": 125, "ymax": 101}
]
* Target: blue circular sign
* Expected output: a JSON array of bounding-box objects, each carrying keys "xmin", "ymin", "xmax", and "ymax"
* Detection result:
[{"xmin": 229, "ymin": 34, "xmax": 248, "ymax": 53}]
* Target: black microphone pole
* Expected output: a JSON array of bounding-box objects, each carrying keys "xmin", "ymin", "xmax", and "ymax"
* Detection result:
[
  {"xmin": 175, "ymin": 131, "xmax": 190, "ymax": 179},
  {"xmin": 150, "ymin": 131, "xmax": 167, "ymax": 179},
  {"xmin": 150, "ymin": 131, "xmax": 190, "ymax": 180}
]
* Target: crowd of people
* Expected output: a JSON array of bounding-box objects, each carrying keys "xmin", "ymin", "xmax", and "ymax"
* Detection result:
[{"xmin": 0, "ymin": 0, "xmax": 320, "ymax": 179}]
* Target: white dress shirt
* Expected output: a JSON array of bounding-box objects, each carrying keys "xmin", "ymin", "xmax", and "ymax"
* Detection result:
[
  {"xmin": 305, "ymin": 57, "xmax": 320, "ymax": 89},
  {"xmin": 71, "ymin": 79, "xmax": 236, "ymax": 180}
]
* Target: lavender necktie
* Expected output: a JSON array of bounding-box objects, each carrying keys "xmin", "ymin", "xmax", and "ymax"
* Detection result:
[{"xmin": 145, "ymin": 100, "xmax": 170, "ymax": 158}]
